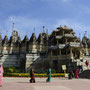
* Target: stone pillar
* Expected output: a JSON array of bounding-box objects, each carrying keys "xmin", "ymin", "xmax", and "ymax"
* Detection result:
[
  {"xmin": 80, "ymin": 49, "xmax": 83, "ymax": 59},
  {"xmin": 9, "ymin": 46, "xmax": 13, "ymax": 54},
  {"xmin": 59, "ymin": 50, "xmax": 61, "ymax": 55},
  {"xmin": 70, "ymin": 48, "xmax": 73, "ymax": 59},
  {"xmin": 85, "ymin": 44, "xmax": 89, "ymax": 55},
  {"xmin": 51, "ymin": 50, "xmax": 52, "ymax": 56},
  {"xmin": 63, "ymin": 30, "xmax": 64, "ymax": 36},
  {"xmin": 50, "ymin": 60, "xmax": 53, "ymax": 69},
  {"xmin": 58, "ymin": 60, "xmax": 61, "ymax": 72},
  {"xmin": 65, "ymin": 38, "xmax": 67, "ymax": 44},
  {"xmin": 70, "ymin": 48, "xmax": 72, "ymax": 54},
  {"xmin": 57, "ymin": 40, "xmax": 58, "ymax": 44},
  {"xmin": 55, "ymin": 32, "xmax": 56, "ymax": 36}
]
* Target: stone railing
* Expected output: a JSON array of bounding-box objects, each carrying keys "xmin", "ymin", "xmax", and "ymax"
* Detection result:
[
  {"xmin": 56, "ymin": 36, "xmax": 62, "ymax": 39},
  {"xmin": 59, "ymin": 54, "xmax": 73, "ymax": 59},
  {"xmin": 58, "ymin": 44, "xmax": 65, "ymax": 49},
  {"xmin": 64, "ymin": 34, "xmax": 74, "ymax": 37},
  {"xmin": 69, "ymin": 42, "xmax": 80, "ymax": 47},
  {"xmin": 50, "ymin": 54, "xmax": 73, "ymax": 60},
  {"xmin": 49, "ymin": 45, "xmax": 58, "ymax": 49}
]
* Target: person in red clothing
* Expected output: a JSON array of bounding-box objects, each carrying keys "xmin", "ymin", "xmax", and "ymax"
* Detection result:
[
  {"xmin": 86, "ymin": 60, "xmax": 89, "ymax": 66},
  {"xmin": 75, "ymin": 68, "xmax": 80, "ymax": 79},
  {"xmin": 29, "ymin": 69, "xmax": 35, "ymax": 83}
]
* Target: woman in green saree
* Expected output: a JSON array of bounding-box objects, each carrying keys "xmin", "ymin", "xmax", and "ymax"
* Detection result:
[{"xmin": 46, "ymin": 68, "xmax": 51, "ymax": 82}]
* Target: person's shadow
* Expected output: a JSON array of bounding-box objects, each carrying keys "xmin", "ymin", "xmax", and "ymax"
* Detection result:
[
  {"xmin": 17, "ymin": 82, "xmax": 30, "ymax": 83},
  {"xmin": 17, "ymin": 81, "xmax": 46, "ymax": 83}
]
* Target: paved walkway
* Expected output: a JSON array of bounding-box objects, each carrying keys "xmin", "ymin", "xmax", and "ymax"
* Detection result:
[{"xmin": 0, "ymin": 77, "xmax": 90, "ymax": 90}]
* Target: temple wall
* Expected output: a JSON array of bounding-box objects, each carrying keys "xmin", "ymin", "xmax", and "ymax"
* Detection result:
[
  {"xmin": 0, "ymin": 46, "xmax": 2, "ymax": 54},
  {"xmin": 1, "ymin": 26, "xmax": 89, "ymax": 72},
  {"xmin": 21, "ymin": 46, "xmax": 27, "ymax": 53},
  {"xmin": 2, "ymin": 46, "xmax": 9, "ymax": 54}
]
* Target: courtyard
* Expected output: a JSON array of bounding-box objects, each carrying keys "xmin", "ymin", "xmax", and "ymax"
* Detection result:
[{"xmin": 0, "ymin": 77, "xmax": 90, "ymax": 90}]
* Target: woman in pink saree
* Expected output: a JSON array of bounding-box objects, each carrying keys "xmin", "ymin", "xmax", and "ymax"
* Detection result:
[{"xmin": 0, "ymin": 65, "xmax": 4, "ymax": 87}]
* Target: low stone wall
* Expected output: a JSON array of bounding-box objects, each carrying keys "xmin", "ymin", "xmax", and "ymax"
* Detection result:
[{"xmin": 79, "ymin": 70, "xmax": 90, "ymax": 79}]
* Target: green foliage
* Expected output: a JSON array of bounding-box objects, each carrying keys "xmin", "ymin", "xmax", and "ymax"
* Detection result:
[
  {"xmin": 3, "ymin": 73, "xmax": 65, "ymax": 77},
  {"xmin": 51, "ymin": 69, "xmax": 57, "ymax": 73},
  {"xmin": 4, "ymin": 67, "xmax": 20, "ymax": 73},
  {"xmin": 7, "ymin": 68, "xmax": 14, "ymax": 73},
  {"xmin": 4, "ymin": 73, "xmax": 30, "ymax": 77}
]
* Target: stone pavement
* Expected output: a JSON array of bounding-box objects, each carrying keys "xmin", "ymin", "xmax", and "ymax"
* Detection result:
[{"xmin": 0, "ymin": 77, "xmax": 90, "ymax": 90}]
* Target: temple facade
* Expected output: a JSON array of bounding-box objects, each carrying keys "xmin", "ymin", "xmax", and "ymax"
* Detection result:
[
  {"xmin": 48, "ymin": 25, "xmax": 90, "ymax": 72},
  {"xmin": 0, "ymin": 29, "xmax": 48, "ymax": 71},
  {"xmin": 0, "ymin": 25, "xmax": 90, "ymax": 72}
]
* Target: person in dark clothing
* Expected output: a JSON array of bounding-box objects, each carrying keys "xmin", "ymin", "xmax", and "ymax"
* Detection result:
[
  {"xmin": 29, "ymin": 69, "xmax": 35, "ymax": 83},
  {"xmin": 68, "ymin": 69, "xmax": 73, "ymax": 79}
]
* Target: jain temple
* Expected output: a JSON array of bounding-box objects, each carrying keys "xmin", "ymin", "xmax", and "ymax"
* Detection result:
[{"xmin": 0, "ymin": 25, "xmax": 90, "ymax": 72}]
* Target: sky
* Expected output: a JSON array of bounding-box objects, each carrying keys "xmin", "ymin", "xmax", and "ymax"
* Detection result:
[{"xmin": 0, "ymin": 0, "xmax": 90, "ymax": 39}]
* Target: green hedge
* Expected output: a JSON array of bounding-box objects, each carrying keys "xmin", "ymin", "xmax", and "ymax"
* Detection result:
[
  {"xmin": 4, "ymin": 67, "xmax": 20, "ymax": 73},
  {"xmin": 4, "ymin": 73, "xmax": 65, "ymax": 77}
]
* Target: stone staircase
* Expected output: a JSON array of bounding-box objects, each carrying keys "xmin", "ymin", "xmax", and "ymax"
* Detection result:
[{"xmin": 0, "ymin": 54, "xmax": 20, "ymax": 67}]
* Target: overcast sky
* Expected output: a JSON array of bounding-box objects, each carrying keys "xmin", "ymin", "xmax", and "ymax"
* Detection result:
[{"xmin": 0, "ymin": 0, "xmax": 90, "ymax": 39}]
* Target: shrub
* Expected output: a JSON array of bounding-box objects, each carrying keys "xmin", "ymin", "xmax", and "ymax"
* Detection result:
[
  {"xmin": 3, "ymin": 73, "xmax": 65, "ymax": 77},
  {"xmin": 3, "ymin": 67, "xmax": 20, "ymax": 73},
  {"xmin": 7, "ymin": 68, "xmax": 14, "ymax": 73}
]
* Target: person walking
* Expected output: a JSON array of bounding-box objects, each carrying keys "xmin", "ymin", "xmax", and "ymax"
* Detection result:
[
  {"xmin": 29, "ymin": 69, "xmax": 35, "ymax": 83},
  {"xmin": 75, "ymin": 68, "xmax": 80, "ymax": 79},
  {"xmin": 0, "ymin": 65, "xmax": 4, "ymax": 87},
  {"xmin": 68, "ymin": 70, "xmax": 73, "ymax": 79},
  {"xmin": 46, "ymin": 68, "xmax": 51, "ymax": 82}
]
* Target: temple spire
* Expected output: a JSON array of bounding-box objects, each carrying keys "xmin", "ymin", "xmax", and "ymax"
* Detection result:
[
  {"xmin": 85, "ymin": 31, "xmax": 87, "ymax": 37},
  {"xmin": 6, "ymin": 30, "xmax": 8, "ymax": 36},
  {"xmin": 34, "ymin": 27, "xmax": 35, "ymax": 33},
  {"xmin": 29, "ymin": 33, "xmax": 36, "ymax": 44},
  {"xmin": 79, "ymin": 33, "xmax": 81, "ymax": 40},
  {"xmin": 46, "ymin": 29, "xmax": 48, "ymax": 35},
  {"xmin": 43, "ymin": 26, "xmax": 45, "ymax": 33},
  {"xmin": 12, "ymin": 22, "xmax": 14, "ymax": 31}
]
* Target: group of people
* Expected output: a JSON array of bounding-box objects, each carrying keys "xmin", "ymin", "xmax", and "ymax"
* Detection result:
[
  {"xmin": 68, "ymin": 68, "xmax": 80, "ymax": 79},
  {"xmin": 29, "ymin": 68, "xmax": 51, "ymax": 83},
  {"xmin": 0, "ymin": 67, "xmax": 51, "ymax": 86},
  {"xmin": 0, "ymin": 65, "xmax": 81, "ymax": 87}
]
